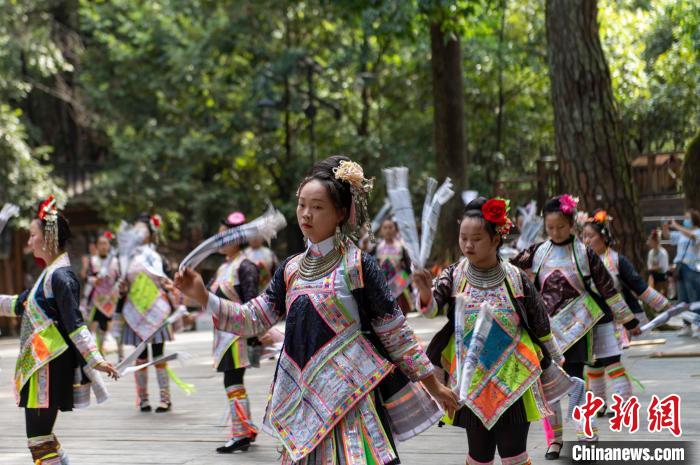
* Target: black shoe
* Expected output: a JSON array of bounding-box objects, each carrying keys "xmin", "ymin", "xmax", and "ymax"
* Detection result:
[
  {"xmin": 140, "ymin": 402, "xmax": 152, "ymax": 413},
  {"xmin": 545, "ymin": 442, "xmax": 563, "ymax": 460},
  {"xmin": 155, "ymin": 401, "xmax": 171, "ymax": 413},
  {"xmin": 216, "ymin": 437, "xmax": 251, "ymax": 454},
  {"xmin": 596, "ymin": 402, "xmax": 607, "ymax": 417}
]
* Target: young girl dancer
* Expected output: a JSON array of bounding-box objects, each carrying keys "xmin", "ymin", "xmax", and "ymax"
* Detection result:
[
  {"xmin": 413, "ymin": 196, "xmax": 562, "ymax": 465},
  {"xmin": 176, "ymin": 156, "xmax": 457, "ymax": 465},
  {"xmin": 0, "ymin": 197, "xmax": 118, "ymax": 464}
]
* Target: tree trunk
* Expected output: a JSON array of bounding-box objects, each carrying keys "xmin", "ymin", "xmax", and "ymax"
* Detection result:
[
  {"xmin": 545, "ymin": 0, "xmax": 645, "ymax": 269},
  {"xmin": 683, "ymin": 131, "xmax": 700, "ymax": 210},
  {"xmin": 430, "ymin": 22, "xmax": 468, "ymax": 263}
]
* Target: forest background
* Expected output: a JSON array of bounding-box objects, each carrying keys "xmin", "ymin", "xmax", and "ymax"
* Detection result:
[{"xmin": 1, "ymin": 0, "xmax": 698, "ymax": 265}]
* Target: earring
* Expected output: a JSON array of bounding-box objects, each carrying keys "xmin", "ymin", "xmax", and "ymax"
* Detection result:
[{"xmin": 333, "ymin": 225, "xmax": 343, "ymax": 249}]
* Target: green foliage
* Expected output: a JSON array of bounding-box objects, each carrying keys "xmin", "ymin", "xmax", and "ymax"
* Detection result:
[
  {"xmin": 460, "ymin": 0, "xmax": 553, "ymax": 195},
  {"xmin": 0, "ymin": 0, "xmax": 698, "ymax": 240},
  {"xmin": 77, "ymin": 0, "xmax": 441, "ymax": 238},
  {"xmin": 0, "ymin": 0, "xmax": 65, "ymax": 220},
  {"xmin": 600, "ymin": 0, "xmax": 700, "ymax": 153}
]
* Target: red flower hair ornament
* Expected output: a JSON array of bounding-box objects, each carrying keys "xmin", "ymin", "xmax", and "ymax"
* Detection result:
[
  {"xmin": 149, "ymin": 214, "xmax": 162, "ymax": 230},
  {"xmin": 482, "ymin": 198, "xmax": 514, "ymax": 239},
  {"xmin": 37, "ymin": 195, "xmax": 56, "ymax": 221},
  {"xmin": 37, "ymin": 195, "xmax": 59, "ymax": 254}
]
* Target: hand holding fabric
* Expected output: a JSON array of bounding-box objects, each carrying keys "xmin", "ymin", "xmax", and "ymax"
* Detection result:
[
  {"xmin": 174, "ymin": 268, "xmax": 208, "ymax": 307},
  {"xmin": 95, "ymin": 360, "xmax": 120, "ymax": 380},
  {"xmin": 422, "ymin": 374, "xmax": 459, "ymax": 418}
]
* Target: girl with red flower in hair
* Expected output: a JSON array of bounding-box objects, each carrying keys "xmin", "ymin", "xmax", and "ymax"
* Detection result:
[
  {"xmin": 200, "ymin": 211, "xmax": 264, "ymax": 453},
  {"xmin": 413, "ymin": 196, "xmax": 564, "ymax": 465},
  {"xmin": 118, "ymin": 213, "xmax": 179, "ymax": 413},
  {"xmin": 0, "ymin": 197, "xmax": 119, "ymax": 464},
  {"xmin": 512, "ymin": 195, "xmax": 641, "ymax": 460}
]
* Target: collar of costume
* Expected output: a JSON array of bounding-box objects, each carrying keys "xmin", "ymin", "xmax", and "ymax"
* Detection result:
[
  {"xmin": 307, "ymin": 236, "xmax": 335, "ymax": 257},
  {"xmin": 300, "ymin": 236, "xmax": 342, "ymax": 281},
  {"xmin": 465, "ymin": 261, "xmax": 506, "ymax": 289},
  {"xmin": 551, "ymin": 235, "xmax": 575, "ymax": 246}
]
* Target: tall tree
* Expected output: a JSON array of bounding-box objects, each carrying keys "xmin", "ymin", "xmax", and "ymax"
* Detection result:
[
  {"xmin": 420, "ymin": 1, "xmax": 471, "ymax": 262},
  {"xmin": 430, "ymin": 23, "xmax": 467, "ymax": 261},
  {"xmin": 546, "ymin": 0, "xmax": 645, "ymax": 268}
]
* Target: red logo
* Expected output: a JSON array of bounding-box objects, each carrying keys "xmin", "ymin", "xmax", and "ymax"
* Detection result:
[
  {"xmin": 609, "ymin": 394, "xmax": 640, "ymax": 433},
  {"xmin": 572, "ymin": 391, "xmax": 605, "ymax": 438},
  {"xmin": 648, "ymin": 394, "xmax": 682, "ymax": 437}
]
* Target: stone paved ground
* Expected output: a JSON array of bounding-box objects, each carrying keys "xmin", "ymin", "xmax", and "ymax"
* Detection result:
[{"xmin": 0, "ymin": 313, "xmax": 697, "ymax": 464}]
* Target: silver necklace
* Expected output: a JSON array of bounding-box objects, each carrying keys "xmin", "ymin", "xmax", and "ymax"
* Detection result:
[
  {"xmin": 298, "ymin": 247, "xmax": 343, "ymax": 281},
  {"xmin": 465, "ymin": 262, "xmax": 505, "ymax": 289}
]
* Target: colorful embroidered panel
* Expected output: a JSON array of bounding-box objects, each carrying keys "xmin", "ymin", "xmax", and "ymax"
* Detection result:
[
  {"xmin": 69, "ymin": 325, "xmax": 103, "ymax": 368},
  {"xmin": 550, "ymin": 293, "xmax": 604, "ymax": 352},
  {"xmin": 128, "ymin": 272, "xmax": 160, "ymax": 315},
  {"xmin": 211, "ymin": 257, "xmax": 248, "ymax": 368},
  {"xmin": 533, "ymin": 239, "xmax": 590, "ymax": 297},
  {"xmin": 452, "ymin": 265, "xmax": 543, "ymax": 429},
  {"xmin": 279, "ymin": 392, "xmax": 397, "ymax": 465},
  {"xmin": 123, "ymin": 273, "xmax": 171, "ymax": 342},
  {"xmin": 269, "ymin": 333, "xmax": 392, "ymax": 461},
  {"xmin": 14, "ymin": 255, "xmax": 71, "ymax": 407},
  {"xmin": 0, "ymin": 294, "xmax": 18, "ymax": 317},
  {"xmin": 269, "ymin": 243, "xmax": 393, "ymax": 461},
  {"xmin": 89, "ymin": 255, "xmax": 120, "ymax": 317}
]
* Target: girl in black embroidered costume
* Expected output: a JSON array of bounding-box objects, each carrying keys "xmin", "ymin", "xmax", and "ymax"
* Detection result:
[
  {"xmin": 0, "ymin": 197, "xmax": 118, "ymax": 464},
  {"xmin": 175, "ymin": 156, "xmax": 458, "ymax": 465}
]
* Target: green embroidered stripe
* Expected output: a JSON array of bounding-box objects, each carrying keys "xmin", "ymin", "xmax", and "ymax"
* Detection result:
[
  {"xmin": 27, "ymin": 372, "xmax": 40, "ymax": 408},
  {"xmin": 68, "ymin": 324, "xmax": 88, "ymax": 338},
  {"xmin": 522, "ymin": 387, "xmax": 541, "ymax": 422}
]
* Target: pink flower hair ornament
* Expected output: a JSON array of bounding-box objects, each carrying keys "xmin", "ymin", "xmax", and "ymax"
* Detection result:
[
  {"xmin": 559, "ymin": 194, "xmax": 579, "ymax": 215},
  {"xmin": 226, "ymin": 211, "xmax": 246, "ymax": 226}
]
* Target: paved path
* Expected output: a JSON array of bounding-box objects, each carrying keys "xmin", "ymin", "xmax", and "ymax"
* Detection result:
[{"xmin": 0, "ymin": 313, "xmax": 697, "ymax": 464}]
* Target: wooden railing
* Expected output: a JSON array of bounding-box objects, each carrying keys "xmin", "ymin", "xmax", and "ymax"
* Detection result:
[
  {"xmin": 494, "ymin": 157, "xmax": 561, "ymax": 207},
  {"xmin": 495, "ymin": 152, "xmax": 683, "ymax": 205},
  {"xmin": 631, "ymin": 152, "xmax": 683, "ymax": 197}
]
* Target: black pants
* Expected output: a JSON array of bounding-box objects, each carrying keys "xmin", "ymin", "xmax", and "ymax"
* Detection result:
[
  {"xmin": 466, "ymin": 420, "xmax": 530, "ymax": 462},
  {"xmin": 564, "ymin": 360, "xmax": 584, "ymax": 379},
  {"xmin": 138, "ymin": 342, "xmax": 164, "ymax": 360},
  {"xmin": 224, "ymin": 367, "xmax": 245, "ymax": 388},
  {"xmin": 91, "ymin": 309, "xmax": 111, "ymax": 331},
  {"xmin": 26, "ymin": 408, "xmax": 58, "ymax": 438},
  {"xmin": 591, "ymin": 355, "xmax": 620, "ymax": 368}
]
